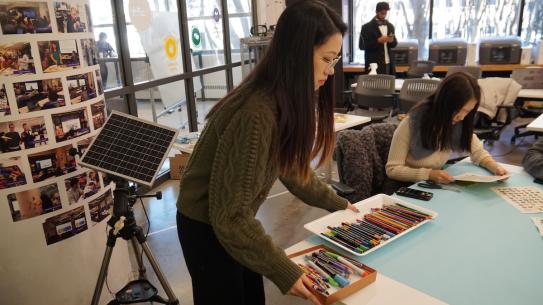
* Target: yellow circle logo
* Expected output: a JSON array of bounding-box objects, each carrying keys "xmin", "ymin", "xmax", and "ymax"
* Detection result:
[{"xmin": 164, "ymin": 36, "xmax": 177, "ymax": 60}]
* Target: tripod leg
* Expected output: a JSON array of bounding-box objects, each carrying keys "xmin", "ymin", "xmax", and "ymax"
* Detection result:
[
  {"xmin": 140, "ymin": 241, "xmax": 178, "ymax": 303},
  {"xmin": 131, "ymin": 237, "xmax": 147, "ymax": 279},
  {"xmin": 91, "ymin": 245, "xmax": 114, "ymax": 305}
]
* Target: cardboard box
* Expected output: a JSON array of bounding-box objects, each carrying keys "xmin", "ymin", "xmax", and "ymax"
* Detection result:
[
  {"xmin": 287, "ymin": 244, "xmax": 377, "ymax": 305},
  {"xmin": 169, "ymin": 153, "xmax": 190, "ymax": 179}
]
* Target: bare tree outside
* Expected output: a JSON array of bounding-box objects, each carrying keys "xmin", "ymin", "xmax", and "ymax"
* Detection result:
[
  {"xmin": 522, "ymin": 0, "xmax": 543, "ymax": 46},
  {"xmin": 433, "ymin": 0, "xmax": 520, "ymax": 42}
]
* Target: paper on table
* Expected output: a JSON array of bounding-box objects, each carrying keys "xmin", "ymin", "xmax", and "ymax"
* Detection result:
[
  {"xmin": 453, "ymin": 172, "xmax": 510, "ymax": 183},
  {"xmin": 531, "ymin": 217, "xmax": 543, "ymax": 236}
]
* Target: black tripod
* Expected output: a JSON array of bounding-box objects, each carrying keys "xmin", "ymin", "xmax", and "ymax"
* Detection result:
[{"xmin": 91, "ymin": 178, "xmax": 179, "ymax": 305}]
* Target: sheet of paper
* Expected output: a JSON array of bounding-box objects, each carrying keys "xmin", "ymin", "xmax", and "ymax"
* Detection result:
[
  {"xmin": 531, "ymin": 217, "xmax": 543, "ymax": 236},
  {"xmin": 453, "ymin": 172, "xmax": 510, "ymax": 183},
  {"xmin": 492, "ymin": 186, "xmax": 543, "ymax": 213}
]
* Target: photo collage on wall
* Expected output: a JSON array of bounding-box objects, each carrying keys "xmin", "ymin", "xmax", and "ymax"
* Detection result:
[{"xmin": 0, "ymin": 0, "xmax": 111, "ymax": 246}]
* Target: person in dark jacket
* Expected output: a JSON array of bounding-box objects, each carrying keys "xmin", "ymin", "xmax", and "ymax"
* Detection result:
[{"xmin": 359, "ymin": 2, "xmax": 398, "ymax": 75}]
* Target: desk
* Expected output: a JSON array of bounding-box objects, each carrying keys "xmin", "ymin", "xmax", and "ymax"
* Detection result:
[
  {"xmin": 294, "ymin": 161, "xmax": 543, "ymax": 305},
  {"xmin": 334, "ymin": 113, "xmax": 371, "ymax": 131},
  {"xmin": 526, "ymin": 113, "xmax": 543, "ymax": 132},
  {"xmin": 518, "ymin": 89, "xmax": 543, "ymax": 100},
  {"xmin": 285, "ymin": 241, "xmax": 448, "ymax": 305}
]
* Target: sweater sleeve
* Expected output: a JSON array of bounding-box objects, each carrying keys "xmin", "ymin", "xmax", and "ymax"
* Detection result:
[
  {"xmin": 468, "ymin": 134, "xmax": 499, "ymax": 173},
  {"xmin": 386, "ymin": 118, "xmax": 432, "ymax": 182},
  {"xmin": 523, "ymin": 139, "xmax": 543, "ymax": 179},
  {"xmin": 279, "ymin": 172, "xmax": 348, "ymax": 212},
  {"xmin": 208, "ymin": 111, "xmax": 302, "ymax": 294}
]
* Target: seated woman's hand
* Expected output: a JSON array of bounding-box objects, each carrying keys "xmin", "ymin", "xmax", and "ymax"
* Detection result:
[
  {"xmin": 493, "ymin": 165, "xmax": 508, "ymax": 176},
  {"xmin": 429, "ymin": 169, "xmax": 455, "ymax": 184}
]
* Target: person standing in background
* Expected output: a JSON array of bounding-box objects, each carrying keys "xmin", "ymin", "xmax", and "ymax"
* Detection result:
[
  {"xmin": 96, "ymin": 32, "xmax": 118, "ymax": 87},
  {"xmin": 359, "ymin": 2, "xmax": 397, "ymax": 75}
]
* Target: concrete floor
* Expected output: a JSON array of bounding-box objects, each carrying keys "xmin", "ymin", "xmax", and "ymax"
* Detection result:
[{"xmin": 124, "ymin": 116, "xmax": 537, "ymax": 305}]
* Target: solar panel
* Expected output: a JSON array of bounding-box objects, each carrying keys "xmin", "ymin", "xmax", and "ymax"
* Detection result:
[{"xmin": 79, "ymin": 111, "xmax": 179, "ymax": 186}]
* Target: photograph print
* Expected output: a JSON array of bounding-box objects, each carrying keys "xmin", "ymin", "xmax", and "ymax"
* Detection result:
[
  {"xmin": 42, "ymin": 206, "xmax": 87, "ymax": 245},
  {"xmin": 0, "ymin": 1, "xmax": 52, "ymax": 34},
  {"xmin": 7, "ymin": 182, "xmax": 62, "ymax": 222},
  {"xmin": 38, "ymin": 40, "xmax": 80, "ymax": 73},
  {"xmin": 52, "ymin": 108, "xmax": 90, "ymax": 142},
  {"xmin": 28, "ymin": 144, "xmax": 77, "ymax": 183},
  {"xmin": 0, "ymin": 117, "xmax": 48, "ymax": 152},
  {"xmin": 0, "ymin": 42, "xmax": 35, "ymax": 76},
  {"xmin": 14, "ymin": 78, "xmax": 65, "ymax": 113}
]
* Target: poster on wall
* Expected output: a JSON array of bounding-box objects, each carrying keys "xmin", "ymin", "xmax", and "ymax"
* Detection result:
[
  {"xmin": 7, "ymin": 182, "xmax": 62, "ymax": 222},
  {"xmin": 0, "ymin": 0, "xmax": 113, "ymax": 252},
  {"xmin": 42, "ymin": 205, "xmax": 87, "ymax": 245}
]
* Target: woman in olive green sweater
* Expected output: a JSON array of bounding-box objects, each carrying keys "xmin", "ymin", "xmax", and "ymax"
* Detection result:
[{"xmin": 176, "ymin": 2, "xmax": 357, "ymax": 305}]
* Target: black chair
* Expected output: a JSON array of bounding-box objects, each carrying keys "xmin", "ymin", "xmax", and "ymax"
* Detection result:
[
  {"xmin": 446, "ymin": 66, "xmax": 482, "ymax": 79},
  {"xmin": 474, "ymin": 106, "xmax": 514, "ymax": 145},
  {"xmin": 352, "ymin": 74, "xmax": 396, "ymax": 122},
  {"xmin": 509, "ymin": 67, "xmax": 543, "ymax": 144},
  {"xmin": 406, "ymin": 60, "xmax": 435, "ymax": 79},
  {"xmin": 398, "ymin": 79, "xmax": 440, "ymax": 113}
]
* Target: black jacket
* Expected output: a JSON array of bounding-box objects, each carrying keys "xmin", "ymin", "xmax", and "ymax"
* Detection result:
[{"xmin": 359, "ymin": 18, "xmax": 398, "ymax": 75}]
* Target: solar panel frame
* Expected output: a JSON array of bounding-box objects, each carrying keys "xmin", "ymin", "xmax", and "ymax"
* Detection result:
[{"xmin": 79, "ymin": 110, "xmax": 179, "ymax": 186}]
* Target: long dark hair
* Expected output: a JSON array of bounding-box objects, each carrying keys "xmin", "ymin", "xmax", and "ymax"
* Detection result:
[
  {"xmin": 413, "ymin": 72, "xmax": 481, "ymax": 152},
  {"xmin": 207, "ymin": 0, "xmax": 346, "ymax": 183}
]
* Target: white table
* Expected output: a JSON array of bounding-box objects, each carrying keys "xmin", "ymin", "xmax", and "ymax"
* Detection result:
[
  {"xmin": 518, "ymin": 89, "xmax": 543, "ymax": 100},
  {"xmin": 285, "ymin": 240, "xmax": 448, "ymax": 305},
  {"xmin": 334, "ymin": 113, "xmax": 371, "ymax": 131},
  {"xmin": 526, "ymin": 113, "xmax": 543, "ymax": 132}
]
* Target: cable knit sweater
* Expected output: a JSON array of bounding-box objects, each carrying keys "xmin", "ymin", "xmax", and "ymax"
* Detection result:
[
  {"xmin": 176, "ymin": 89, "xmax": 348, "ymax": 294},
  {"xmin": 386, "ymin": 116, "xmax": 499, "ymax": 182}
]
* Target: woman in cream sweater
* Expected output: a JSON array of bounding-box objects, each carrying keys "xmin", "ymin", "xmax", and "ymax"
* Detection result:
[{"xmin": 386, "ymin": 72, "xmax": 507, "ymax": 184}]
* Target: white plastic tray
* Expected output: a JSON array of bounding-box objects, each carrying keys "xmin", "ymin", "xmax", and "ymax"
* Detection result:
[{"xmin": 304, "ymin": 194, "xmax": 438, "ymax": 256}]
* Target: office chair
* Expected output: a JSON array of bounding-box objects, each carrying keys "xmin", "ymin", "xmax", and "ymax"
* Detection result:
[
  {"xmin": 352, "ymin": 74, "xmax": 396, "ymax": 122},
  {"xmin": 446, "ymin": 66, "xmax": 482, "ymax": 79},
  {"xmin": 474, "ymin": 106, "xmax": 514, "ymax": 145},
  {"xmin": 406, "ymin": 60, "xmax": 435, "ymax": 79},
  {"xmin": 398, "ymin": 79, "xmax": 440, "ymax": 113},
  {"xmin": 510, "ymin": 67, "xmax": 543, "ymax": 144}
]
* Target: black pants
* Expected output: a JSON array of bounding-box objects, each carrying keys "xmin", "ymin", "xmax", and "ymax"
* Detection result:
[{"xmin": 176, "ymin": 212, "xmax": 265, "ymax": 305}]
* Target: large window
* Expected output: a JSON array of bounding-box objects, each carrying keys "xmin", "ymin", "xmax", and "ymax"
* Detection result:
[
  {"xmin": 353, "ymin": 0, "xmax": 430, "ymax": 62},
  {"xmin": 187, "ymin": 0, "xmax": 226, "ymax": 69},
  {"xmin": 521, "ymin": 0, "xmax": 543, "ymax": 46},
  {"xmin": 432, "ymin": 0, "xmax": 520, "ymax": 42},
  {"xmin": 89, "ymin": 0, "xmax": 122, "ymax": 90}
]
